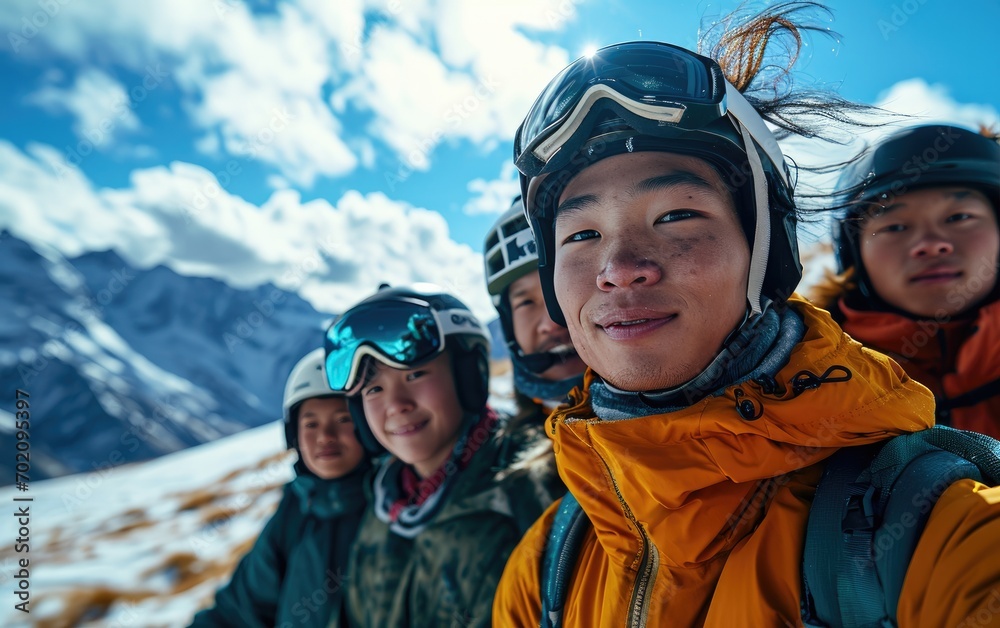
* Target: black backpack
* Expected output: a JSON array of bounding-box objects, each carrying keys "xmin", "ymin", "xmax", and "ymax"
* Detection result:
[{"xmin": 540, "ymin": 426, "xmax": 1000, "ymax": 628}]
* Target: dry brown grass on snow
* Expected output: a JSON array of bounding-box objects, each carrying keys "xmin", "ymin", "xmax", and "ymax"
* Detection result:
[
  {"xmin": 199, "ymin": 504, "xmax": 241, "ymax": 528},
  {"xmin": 255, "ymin": 449, "xmax": 295, "ymax": 469},
  {"xmin": 35, "ymin": 586, "xmax": 156, "ymax": 628},
  {"xmin": 104, "ymin": 517, "xmax": 156, "ymax": 537},
  {"xmin": 145, "ymin": 542, "xmax": 256, "ymax": 595},
  {"xmin": 176, "ymin": 489, "xmax": 218, "ymax": 512}
]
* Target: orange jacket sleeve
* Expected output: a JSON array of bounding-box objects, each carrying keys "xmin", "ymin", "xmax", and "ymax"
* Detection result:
[{"xmin": 898, "ymin": 480, "xmax": 1000, "ymax": 627}]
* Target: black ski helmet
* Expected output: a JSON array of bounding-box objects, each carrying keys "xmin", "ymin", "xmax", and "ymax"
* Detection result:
[
  {"xmin": 484, "ymin": 196, "xmax": 564, "ymax": 374},
  {"xmin": 833, "ymin": 124, "xmax": 1000, "ymax": 289}
]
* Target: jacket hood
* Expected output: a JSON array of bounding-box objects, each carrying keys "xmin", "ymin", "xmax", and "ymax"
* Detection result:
[
  {"xmin": 547, "ymin": 297, "xmax": 935, "ymax": 569},
  {"xmin": 808, "ymin": 267, "xmax": 856, "ymax": 314}
]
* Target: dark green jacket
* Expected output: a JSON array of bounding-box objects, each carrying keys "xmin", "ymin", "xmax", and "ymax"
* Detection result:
[
  {"xmin": 190, "ymin": 467, "xmax": 367, "ymax": 628},
  {"xmin": 345, "ymin": 417, "xmax": 563, "ymax": 627}
]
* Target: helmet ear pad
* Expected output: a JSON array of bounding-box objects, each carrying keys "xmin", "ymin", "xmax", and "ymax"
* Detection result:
[
  {"xmin": 451, "ymin": 344, "xmax": 490, "ymax": 414},
  {"xmin": 284, "ymin": 403, "xmax": 300, "ymax": 451},
  {"xmin": 835, "ymin": 214, "xmax": 877, "ymax": 297},
  {"xmin": 495, "ymin": 290, "xmax": 527, "ymax": 364},
  {"xmin": 348, "ymin": 395, "xmax": 387, "ymax": 455}
]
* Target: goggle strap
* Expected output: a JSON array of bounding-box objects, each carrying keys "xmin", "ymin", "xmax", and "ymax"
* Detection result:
[
  {"xmin": 724, "ymin": 83, "xmax": 790, "ymax": 188},
  {"xmin": 437, "ymin": 308, "xmax": 484, "ymax": 337},
  {"xmin": 738, "ymin": 118, "xmax": 770, "ymax": 316}
]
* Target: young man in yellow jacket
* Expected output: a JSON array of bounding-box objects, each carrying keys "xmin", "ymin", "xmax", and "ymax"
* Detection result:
[{"xmin": 492, "ymin": 16, "xmax": 1000, "ymax": 628}]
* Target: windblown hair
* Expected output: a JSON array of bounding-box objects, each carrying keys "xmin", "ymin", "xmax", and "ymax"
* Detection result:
[
  {"xmin": 699, "ymin": 2, "xmax": 896, "ymax": 221},
  {"xmin": 701, "ymin": 2, "xmax": 887, "ymax": 145}
]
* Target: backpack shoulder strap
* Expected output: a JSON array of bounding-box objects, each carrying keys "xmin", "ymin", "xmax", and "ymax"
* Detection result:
[
  {"xmin": 802, "ymin": 426, "xmax": 1000, "ymax": 628},
  {"xmin": 936, "ymin": 375, "xmax": 1000, "ymax": 418},
  {"xmin": 541, "ymin": 492, "xmax": 589, "ymax": 628},
  {"xmin": 800, "ymin": 442, "xmax": 882, "ymax": 626}
]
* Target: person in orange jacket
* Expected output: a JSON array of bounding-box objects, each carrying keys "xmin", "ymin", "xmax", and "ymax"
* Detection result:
[
  {"xmin": 492, "ymin": 6, "xmax": 1000, "ymax": 627},
  {"xmin": 810, "ymin": 124, "xmax": 1000, "ymax": 437}
]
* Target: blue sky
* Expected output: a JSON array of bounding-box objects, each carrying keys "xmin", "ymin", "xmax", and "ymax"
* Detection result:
[{"xmin": 1, "ymin": 0, "xmax": 997, "ymax": 320}]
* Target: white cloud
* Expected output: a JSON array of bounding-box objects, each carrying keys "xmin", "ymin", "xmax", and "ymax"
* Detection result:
[
  {"xmin": 433, "ymin": 0, "xmax": 575, "ymax": 139},
  {"xmin": 188, "ymin": 71, "xmax": 358, "ymax": 186},
  {"xmin": 0, "ymin": 140, "xmax": 494, "ymax": 320},
  {"xmin": 26, "ymin": 69, "xmax": 140, "ymax": 147},
  {"xmin": 339, "ymin": 27, "xmax": 489, "ymax": 171},
  {"xmin": 173, "ymin": 3, "xmax": 360, "ymax": 185},
  {"xmin": 875, "ymin": 79, "xmax": 1000, "ymax": 124},
  {"xmin": 297, "ymin": 0, "xmax": 367, "ymax": 73},
  {"xmin": 193, "ymin": 132, "xmax": 221, "ymax": 156},
  {"xmin": 463, "ymin": 161, "xmax": 520, "ymax": 215},
  {"xmin": 266, "ymin": 174, "xmax": 291, "ymax": 190},
  {"xmin": 0, "ymin": 142, "xmax": 165, "ymax": 257},
  {"xmin": 3, "ymin": 0, "xmax": 359, "ymax": 187},
  {"xmin": 335, "ymin": 1, "xmax": 573, "ymax": 172},
  {"xmin": 2, "ymin": 0, "xmax": 577, "ymax": 184},
  {"xmin": 114, "ymin": 144, "xmax": 158, "ymax": 160},
  {"xmin": 0, "ymin": 0, "xmax": 217, "ymax": 65}
]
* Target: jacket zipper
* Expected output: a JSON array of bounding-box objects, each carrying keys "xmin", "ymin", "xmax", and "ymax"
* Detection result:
[{"xmin": 593, "ymin": 445, "xmax": 660, "ymax": 627}]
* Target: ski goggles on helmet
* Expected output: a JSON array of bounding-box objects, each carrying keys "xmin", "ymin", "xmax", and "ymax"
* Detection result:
[
  {"xmin": 324, "ymin": 297, "xmax": 472, "ymax": 393},
  {"xmin": 514, "ymin": 41, "xmax": 789, "ymax": 203}
]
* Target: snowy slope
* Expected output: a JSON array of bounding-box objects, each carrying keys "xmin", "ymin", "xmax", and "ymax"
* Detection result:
[{"xmin": 0, "ymin": 421, "xmax": 291, "ymax": 627}]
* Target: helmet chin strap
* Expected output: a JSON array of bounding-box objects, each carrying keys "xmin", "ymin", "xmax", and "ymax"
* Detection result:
[
  {"xmin": 515, "ymin": 346, "xmax": 579, "ymax": 375},
  {"xmin": 516, "ymin": 349, "xmax": 557, "ymax": 374},
  {"xmin": 722, "ymin": 302, "xmax": 754, "ymax": 347},
  {"xmin": 512, "ymin": 358, "xmax": 585, "ymax": 405}
]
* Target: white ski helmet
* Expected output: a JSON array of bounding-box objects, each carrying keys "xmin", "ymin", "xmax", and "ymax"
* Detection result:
[{"xmin": 282, "ymin": 347, "xmax": 342, "ymax": 449}]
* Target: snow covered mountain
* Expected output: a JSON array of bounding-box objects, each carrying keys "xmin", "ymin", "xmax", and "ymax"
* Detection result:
[{"xmin": 0, "ymin": 231, "xmax": 332, "ymax": 482}]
